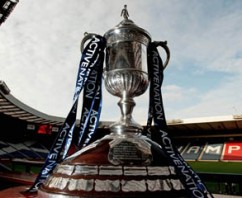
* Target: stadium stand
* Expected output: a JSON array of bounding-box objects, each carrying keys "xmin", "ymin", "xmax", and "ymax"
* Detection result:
[
  {"xmin": 1, "ymin": 80, "xmax": 242, "ymax": 195},
  {"xmin": 0, "ymin": 141, "xmax": 49, "ymax": 160}
]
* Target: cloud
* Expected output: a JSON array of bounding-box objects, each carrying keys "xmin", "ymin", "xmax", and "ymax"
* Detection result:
[{"xmin": 164, "ymin": 73, "xmax": 242, "ymax": 119}]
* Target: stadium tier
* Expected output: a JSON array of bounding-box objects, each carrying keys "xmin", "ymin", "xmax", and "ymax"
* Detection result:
[
  {"xmin": 0, "ymin": 141, "xmax": 49, "ymax": 160},
  {"xmin": 1, "ymin": 80, "xmax": 242, "ymax": 138},
  {"xmin": 1, "ymin": 80, "xmax": 242, "ymax": 159}
]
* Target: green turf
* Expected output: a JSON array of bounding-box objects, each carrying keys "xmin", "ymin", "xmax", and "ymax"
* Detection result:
[
  {"xmin": 187, "ymin": 161, "xmax": 242, "ymax": 194},
  {"xmin": 12, "ymin": 164, "xmax": 42, "ymax": 173},
  {"xmin": 188, "ymin": 161, "xmax": 242, "ymax": 174}
]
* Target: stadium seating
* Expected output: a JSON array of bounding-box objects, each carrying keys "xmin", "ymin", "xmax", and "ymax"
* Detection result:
[{"xmin": 0, "ymin": 141, "xmax": 49, "ymax": 160}]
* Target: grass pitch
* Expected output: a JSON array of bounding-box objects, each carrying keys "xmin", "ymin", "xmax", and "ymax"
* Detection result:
[{"xmin": 188, "ymin": 161, "xmax": 242, "ymax": 174}]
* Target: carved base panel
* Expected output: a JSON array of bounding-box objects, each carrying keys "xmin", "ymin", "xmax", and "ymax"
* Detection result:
[{"xmin": 38, "ymin": 134, "xmax": 187, "ymax": 197}]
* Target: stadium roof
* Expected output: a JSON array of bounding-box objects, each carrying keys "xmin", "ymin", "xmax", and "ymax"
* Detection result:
[
  {"xmin": 1, "ymin": 80, "xmax": 242, "ymax": 136},
  {"xmin": 0, "ymin": 80, "xmax": 65, "ymax": 126}
]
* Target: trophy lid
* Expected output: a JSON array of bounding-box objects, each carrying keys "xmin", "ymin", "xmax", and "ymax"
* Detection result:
[{"xmin": 104, "ymin": 5, "xmax": 151, "ymax": 45}]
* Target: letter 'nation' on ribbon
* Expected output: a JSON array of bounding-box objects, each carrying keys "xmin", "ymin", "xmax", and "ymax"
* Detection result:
[
  {"xmin": 145, "ymin": 42, "xmax": 214, "ymax": 198},
  {"xmin": 27, "ymin": 35, "xmax": 106, "ymax": 192}
]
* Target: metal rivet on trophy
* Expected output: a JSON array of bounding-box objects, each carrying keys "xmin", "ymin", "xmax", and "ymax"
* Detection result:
[{"xmin": 38, "ymin": 5, "xmax": 188, "ymax": 198}]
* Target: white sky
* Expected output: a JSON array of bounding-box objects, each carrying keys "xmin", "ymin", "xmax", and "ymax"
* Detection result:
[{"xmin": 1, "ymin": 0, "xmax": 242, "ymax": 124}]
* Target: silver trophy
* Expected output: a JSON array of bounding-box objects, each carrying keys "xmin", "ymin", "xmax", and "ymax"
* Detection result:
[{"xmin": 82, "ymin": 5, "xmax": 170, "ymax": 134}]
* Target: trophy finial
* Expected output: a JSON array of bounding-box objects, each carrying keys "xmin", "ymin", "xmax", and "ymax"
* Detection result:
[{"xmin": 121, "ymin": 5, "xmax": 129, "ymax": 20}]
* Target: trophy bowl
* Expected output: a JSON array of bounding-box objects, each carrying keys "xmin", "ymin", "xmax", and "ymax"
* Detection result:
[{"xmin": 103, "ymin": 17, "xmax": 151, "ymax": 134}]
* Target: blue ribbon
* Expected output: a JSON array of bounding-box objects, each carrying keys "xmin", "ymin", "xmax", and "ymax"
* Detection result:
[
  {"xmin": 27, "ymin": 35, "xmax": 106, "ymax": 192},
  {"xmin": 147, "ymin": 42, "xmax": 214, "ymax": 198},
  {"xmin": 77, "ymin": 52, "xmax": 104, "ymax": 148}
]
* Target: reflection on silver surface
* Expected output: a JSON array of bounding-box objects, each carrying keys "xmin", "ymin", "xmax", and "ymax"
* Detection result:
[
  {"xmin": 147, "ymin": 166, "xmax": 170, "ymax": 176},
  {"xmin": 43, "ymin": 175, "xmax": 53, "ymax": 188},
  {"xmin": 48, "ymin": 177, "xmax": 69, "ymax": 190},
  {"xmin": 105, "ymin": 69, "xmax": 148, "ymax": 99},
  {"xmin": 169, "ymin": 166, "xmax": 176, "ymax": 175},
  {"xmin": 121, "ymin": 179, "xmax": 146, "ymax": 192},
  {"xmin": 95, "ymin": 179, "xmax": 120, "ymax": 192},
  {"xmin": 170, "ymin": 179, "xmax": 185, "ymax": 190},
  {"xmin": 68, "ymin": 179, "xmax": 94, "ymax": 191},
  {"xmin": 99, "ymin": 165, "xmax": 123, "ymax": 175},
  {"xmin": 73, "ymin": 165, "xmax": 98, "ymax": 175},
  {"xmin": 147, "ymin": 179, "xmax": 171, "ymax": 192},
  {"xmin": 123, "ymin": 166, "xmax": 147, "ymax": 176},
  {"xmin": 46, "ymin": 161, "xmax": 177, "ymax": 179},
  {"xmin": 77, "ymin": 179, "xmax": 94, "ymax": 191},
  {"xmin": 55, "ymin": 164, "xmax": 74, "ymax": 175},
  {"xmin": 43, "ymin": 176, "xmax": 184, "ymax": 192},
  {"xmin": 67, "ymin": 179, "xmax": 77, "ymax": 191}
]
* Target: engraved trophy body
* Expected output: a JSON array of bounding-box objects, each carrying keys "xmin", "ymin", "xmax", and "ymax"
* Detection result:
[
  {"xmin": 38, "ymin": 6, "xmax": 187, "ymax": 198},
  {"xmin": 104, "ymin": 16, "xmax": 150, "ymax": 134},
  {"xmin": 103, "ymin": 7, "xmax": 170, "ymax": 135}
]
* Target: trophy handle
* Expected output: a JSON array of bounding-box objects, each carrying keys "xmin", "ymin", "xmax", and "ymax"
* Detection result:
[
  {"xmin": 80, "ymin": 32, "xmax": 98, "ymax": 52},
  {"xmin": 154, "ymin": 41, "xmax": 170, "ymax": 69}
]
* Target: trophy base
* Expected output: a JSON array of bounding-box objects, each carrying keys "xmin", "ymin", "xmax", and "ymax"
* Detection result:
[{"xmin": 38, "ymin": 133, "xmax": 187, "ymax": 198}]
